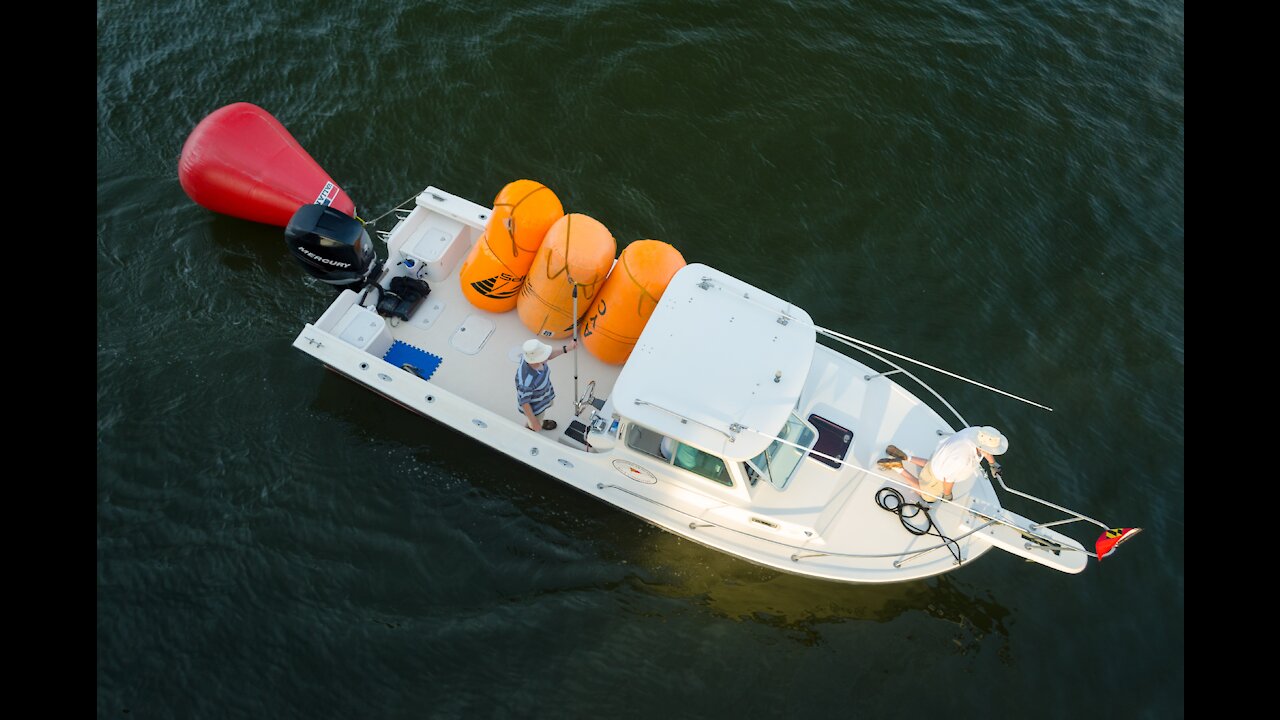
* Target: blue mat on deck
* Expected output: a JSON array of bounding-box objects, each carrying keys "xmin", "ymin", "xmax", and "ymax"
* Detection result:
[{"xmin": 383, "ymin": 340, "xmax": 443, "ymax": 382}]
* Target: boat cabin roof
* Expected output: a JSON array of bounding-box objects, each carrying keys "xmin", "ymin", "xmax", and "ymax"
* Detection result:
[{"xmin": 610, "ymin": 263, "xmax": 815, "ymax": 461}]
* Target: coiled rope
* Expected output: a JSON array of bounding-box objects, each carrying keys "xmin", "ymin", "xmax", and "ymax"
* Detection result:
[{"xmin": 874, "ymin": 487, "xmax": 962, "ymax": 565}]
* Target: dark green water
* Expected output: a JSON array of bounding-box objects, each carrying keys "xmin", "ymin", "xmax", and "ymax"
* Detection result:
[{"xmin": 97, "ymin": 0, "xmax": 1183, "ymax": 717}]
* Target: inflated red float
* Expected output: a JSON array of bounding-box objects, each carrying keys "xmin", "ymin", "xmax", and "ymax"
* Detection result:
[{"xmin": 178, "ymin": 102, "xmax": 355, "ymax": 226}]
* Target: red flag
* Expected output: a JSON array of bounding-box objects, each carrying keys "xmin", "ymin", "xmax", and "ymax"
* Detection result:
[{"xmin": 1095, "ymin": 527, "xmax": 1142, "ymax": 560}]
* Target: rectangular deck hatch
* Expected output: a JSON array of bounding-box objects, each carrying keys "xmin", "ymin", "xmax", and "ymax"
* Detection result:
[{"xmin": 450, "ymin": 315, "xmax": 495, "ymax": 355}]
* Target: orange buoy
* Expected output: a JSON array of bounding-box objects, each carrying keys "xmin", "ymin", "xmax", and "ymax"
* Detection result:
[
  {"xmin": 581, "ymin": 240, "xmax": 686, "ymax": 364},
  {"xmin": 458, "ymin": 180, "xmax": 564, "ymax": 312},
  {"xmin": 517, "ymin": 213, "xmax": 617, "ymax": 339}
]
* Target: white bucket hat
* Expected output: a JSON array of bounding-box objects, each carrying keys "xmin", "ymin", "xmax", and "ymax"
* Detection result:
[
  {"xmin": 522, "ymin": 338, "xmax": 552, "ymax": 364},
  {"xmin": 974, "ymin": 426, "xmax": 1008, "ymax": 455}
]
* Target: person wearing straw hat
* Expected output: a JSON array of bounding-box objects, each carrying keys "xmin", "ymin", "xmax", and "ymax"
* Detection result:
[
  {"xmin": 516, "ymin": 337, "xmax": 578, "ymax": 431},
  {"xmin": 877, "ymin": 425, "xmax": 1008, "ymax": 503}
]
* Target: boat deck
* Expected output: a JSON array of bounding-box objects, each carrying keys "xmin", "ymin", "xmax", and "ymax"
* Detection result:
[
  {"xmin": 325, "ymin": 187, "xmax": 624, "ymax": 441},
  {"xmin": 291, "ymin": 185, "xmax": 1088, "ymax": 582},
  {"xmin": 382, "ymin": 264, "xmax": 621, "ymax": 438}
]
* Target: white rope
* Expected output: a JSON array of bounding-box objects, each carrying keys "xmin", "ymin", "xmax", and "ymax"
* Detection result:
[{"xmin": 362, "ymin": 191, "xmax": 421, "ymax": 230}]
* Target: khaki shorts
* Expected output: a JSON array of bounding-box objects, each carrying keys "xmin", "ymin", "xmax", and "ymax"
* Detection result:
[{"xmin": 916, "ymin": 463, "xmax": 947, "ymax": 502}]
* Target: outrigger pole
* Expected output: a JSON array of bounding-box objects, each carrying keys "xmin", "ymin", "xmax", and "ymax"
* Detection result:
[{"xmin": 814, "ymin": 326, "xmax": 1054, "ymax": 413}]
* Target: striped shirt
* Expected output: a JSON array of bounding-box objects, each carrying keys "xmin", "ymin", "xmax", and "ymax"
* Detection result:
[{"xmin": 515, "ymin": 359, "xmax": 555, "ymax": 415}]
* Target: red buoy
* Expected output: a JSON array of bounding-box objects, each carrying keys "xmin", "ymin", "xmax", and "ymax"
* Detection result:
[{"xmin": 178, "ymin": 102, "xmax": 355, "ymax": 227}]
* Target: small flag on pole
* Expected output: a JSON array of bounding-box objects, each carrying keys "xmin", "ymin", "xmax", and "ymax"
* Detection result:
[{"xmin": 1095, "ymin": 527, "xmax": 1142, "ymax": 560}]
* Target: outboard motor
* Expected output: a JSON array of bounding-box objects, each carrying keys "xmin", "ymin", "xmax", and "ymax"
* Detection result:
[{"xmin": 284, "ymin": 204, "xmax": 378, "ymax": 289}]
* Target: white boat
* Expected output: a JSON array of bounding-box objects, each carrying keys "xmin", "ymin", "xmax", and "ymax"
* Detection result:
[
  {"xmin": 176, "ymin": 101, "xmax": 1138, "ymax": 583},
  {"xmin": 286, "ymin": 185, "xmax": 1132, "ymax": 584}
]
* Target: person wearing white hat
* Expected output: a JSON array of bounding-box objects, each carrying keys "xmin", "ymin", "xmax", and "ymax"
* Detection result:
[
  {"xmin": 515, "ymin": 336, "xmax": 579, "ymax": 431},
  {"xmin": 877, "ymin": 425, "xmax": 1008, "ymax": 503}
]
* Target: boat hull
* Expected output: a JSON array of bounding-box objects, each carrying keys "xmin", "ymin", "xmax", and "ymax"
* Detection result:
[{"xmin": 291, "ymin": 185, "xmax": 1087, "ymax": 584}]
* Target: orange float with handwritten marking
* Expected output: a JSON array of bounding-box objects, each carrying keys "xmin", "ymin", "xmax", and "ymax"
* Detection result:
[
  {"xmin": 458, "ymin": 180, "xmax": 564, "ymax": 312},
  {"xmin": 581, "ymin": 240, "xmax": 686, "ymax": 364},
  {"xmin": 517, "ymin": 213, "xmax": 617, "ymax": 339}
]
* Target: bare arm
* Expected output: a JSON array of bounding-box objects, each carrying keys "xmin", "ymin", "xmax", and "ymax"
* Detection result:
[{"xmin": 548, "ymin": 337, "xmax": 578, "ymax": 360}]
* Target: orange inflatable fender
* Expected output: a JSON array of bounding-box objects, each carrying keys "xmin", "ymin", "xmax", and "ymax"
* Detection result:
[
  {"xmin": 458, "ymin": 180, "xmax": 564, "ymax": 312},
  {"xmin": 517, "ymin": 213, "xmax": 617, "ymax": 339},
  {"xmin": 581, "ymin": 240, "xmax": 686, "ymax": 364}
]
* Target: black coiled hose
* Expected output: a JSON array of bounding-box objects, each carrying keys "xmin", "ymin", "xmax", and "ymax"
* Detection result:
[{"xmin": 875, "ymin": 487, "xmax": 962, "ymax": 565}]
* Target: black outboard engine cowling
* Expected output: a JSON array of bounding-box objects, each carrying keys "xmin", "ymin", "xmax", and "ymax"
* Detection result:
[{"xmin": 284, "ymin": 204, "xmax": 377, "ymax": 289}]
